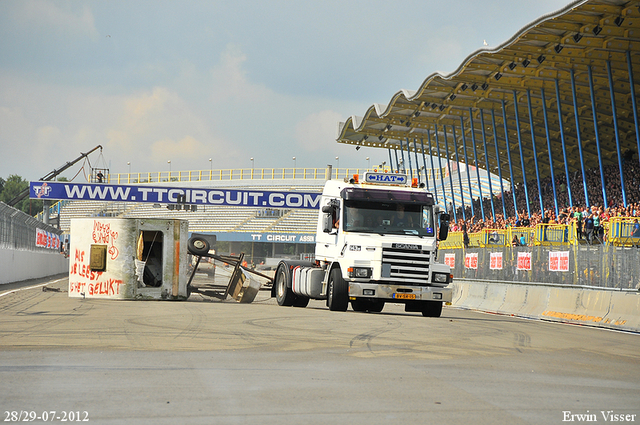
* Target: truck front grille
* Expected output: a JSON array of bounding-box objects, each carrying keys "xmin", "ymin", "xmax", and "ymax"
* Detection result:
[{"xmin": 381, "ymin": 246, "xmax": 431, "ymax": 285}]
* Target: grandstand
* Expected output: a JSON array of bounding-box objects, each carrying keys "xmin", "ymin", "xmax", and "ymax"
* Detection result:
[{"xmin": 48, "ymin": 165, "xmax": 505, "ymax": 238}]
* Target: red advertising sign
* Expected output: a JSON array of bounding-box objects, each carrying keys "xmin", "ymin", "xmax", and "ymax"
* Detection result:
[
  {"xmin": 549, "ymin": 251, "xmax": 570, "ymax": 272},
  {"xmin": 35, "ymin": 228, "xmax": 60, "ymax": 250},
  {"xmin": 490, "ymin": 252, "xmax": 503, "ymax": 270},
  {"xmin": 517, "ymin": 252, "xmax": 532, "ymax": 270},
  {"xmin": 464, "ymin": 252, "xmax": 478, "ymax": 269},
  {"xmin": 444, "ymin": 253, "xmax": 455, "ymax": 269}
]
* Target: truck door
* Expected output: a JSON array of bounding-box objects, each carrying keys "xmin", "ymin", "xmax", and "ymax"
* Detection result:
[{"xmin": 316, "ymin": 197, "xmax": 340, "ymax": 257}]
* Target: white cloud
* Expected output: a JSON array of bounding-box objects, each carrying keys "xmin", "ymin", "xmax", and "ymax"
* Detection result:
[
  {"xmin": 295, "ymin": 110, "xmax": 344, "ymax": 152},
  {"xmin": 15, "ymin": 0, "xmax": 98, "ymax": 39}
]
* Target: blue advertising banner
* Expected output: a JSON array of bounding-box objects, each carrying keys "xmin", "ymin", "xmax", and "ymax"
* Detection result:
[{"xmin": 30, "ymin": 181, "xmax": 322, "ymax": 209}]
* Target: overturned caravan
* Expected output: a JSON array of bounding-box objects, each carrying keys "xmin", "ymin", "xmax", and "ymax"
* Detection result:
[{"xmin": 69, "ymin": 218, "xmax": 190, "ymax": 300}]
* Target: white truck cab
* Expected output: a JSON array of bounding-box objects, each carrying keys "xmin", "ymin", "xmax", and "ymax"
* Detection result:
[{"xmin": 272, "ymin": 172, "xmax": 452, "ymax": 317}]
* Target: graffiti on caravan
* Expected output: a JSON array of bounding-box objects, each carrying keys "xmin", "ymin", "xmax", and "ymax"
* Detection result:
[{"xmin": 29, "ymin": 181, "xmax": 322, "ymax": 209}]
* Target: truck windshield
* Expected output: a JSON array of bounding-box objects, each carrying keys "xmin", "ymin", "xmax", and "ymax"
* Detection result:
[{"xmin": 343, "ymin": 201, "xmax": 435, "ymax": 236}]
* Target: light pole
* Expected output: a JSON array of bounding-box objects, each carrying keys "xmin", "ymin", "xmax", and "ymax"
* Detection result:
[
  {"xmin": 168, "ymin": 160, "xmax": 171, "ymax": 177},
  {"xmin": 292, "ymin": 157, "xmax": 296, "ymax": 178},
  {"xmin": 127, "ymin": 161, "xmax": 131, "ymax": 173},
  {"xmin": 251, "ymin": 157, "xmax": 254, "ymax": 170},
  {"xmin": 366, "ymin": 157, "xmax": 370, "ymax": 170}
]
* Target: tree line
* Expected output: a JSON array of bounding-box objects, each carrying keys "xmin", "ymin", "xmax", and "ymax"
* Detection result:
[{"xmin": 0, "ymin": 175, "xmax": 68, "ymax": 216}]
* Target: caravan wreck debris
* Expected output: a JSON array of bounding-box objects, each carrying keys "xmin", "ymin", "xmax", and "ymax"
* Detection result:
[
  {"xmin": 68, "ymin": 218, "xmax": 269, "ymax": 302},
  {"xmin": 69, "ymin": 218, "xmax": 190, "ymax": 300}
]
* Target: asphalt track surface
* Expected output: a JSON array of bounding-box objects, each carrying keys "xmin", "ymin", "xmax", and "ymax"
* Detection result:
[{"xmin": 1, "ymin": 276, "xmax": 639, "ymax": 425}]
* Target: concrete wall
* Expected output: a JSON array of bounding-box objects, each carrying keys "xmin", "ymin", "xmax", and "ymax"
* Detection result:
[
  {"xmin": 0, "ymin": 248, "xmax": 69, "ymax": 285},
  {"xmin": 452, "ymin": 279, "xmax": 640, "ymax": 333}
]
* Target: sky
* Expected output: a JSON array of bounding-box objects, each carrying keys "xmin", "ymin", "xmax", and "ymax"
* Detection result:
[{"xmin": 0, "ymin": 0, "xmax": 576, "ymax": 181}]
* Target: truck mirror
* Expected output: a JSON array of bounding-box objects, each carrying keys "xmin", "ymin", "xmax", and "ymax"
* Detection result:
[
  {"xmin": 322, "ymin": 213, "xmax": 333, "ymax": 233},
  {"xmin": 438, "ymin": 213, "xmax": 450, "ymax": 241},
  {"xmin": 322, "ymin": 205, "xmax": 333, "ymax": 214}
]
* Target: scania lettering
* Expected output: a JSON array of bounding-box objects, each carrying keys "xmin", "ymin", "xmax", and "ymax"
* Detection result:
[{"xmin": 272, "ymin": 172, "xmax": 452, "ymax": 317}]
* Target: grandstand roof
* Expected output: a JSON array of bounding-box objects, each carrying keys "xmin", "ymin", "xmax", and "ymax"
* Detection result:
[{"xmin": 337, "ymin": 0, "xmax": 640, "ymax": 186}]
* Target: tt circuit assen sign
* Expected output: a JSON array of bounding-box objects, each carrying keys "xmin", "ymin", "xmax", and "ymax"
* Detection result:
[{"xmin": 30, "ymin": 181, "xmax": 321, "ymax": 209}]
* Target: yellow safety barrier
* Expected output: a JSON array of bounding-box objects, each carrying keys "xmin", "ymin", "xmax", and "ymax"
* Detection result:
[
  {"xmin": 439, "ymin": 232, "xmax": 463, "ymax": 249},
  {"xmin": 482, "ymin": 228, "xmax": 510, "ymax": 247},
  {"xmin": 442, "ymin": 227, "xmax": 536, "ymax": 249},
  {"xmin": 440, "ymin": 219, "xmax": 640, "ymax": 248},
  {"xmin": 106, "ymin": 167, "xmax": 371, "ymax": 184},
  {"xmin": 606, "ymin": 217, "xmax": 640, "ymax": 247},
  {"xmin": 533, "ymin": 222, "xmax": 577, "ymax": 246}
]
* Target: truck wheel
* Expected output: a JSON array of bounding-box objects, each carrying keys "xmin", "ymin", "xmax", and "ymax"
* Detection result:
[
  {"xmin": 351, "ymin": 299, "xmax": 385, "ymax": 313},
  {"xmin": 421, "ymin": 301, "xmax": 443, "ymax": 317},
  {"xmin": 351, "ymin": 298, "xmax": 368, "ymax": 312},
  {"xmin": 187, "ymin": 237, "xmax": 210, "ymax": 256},
  {"xmin": 275, "ymin": 263, "xmax": 295, "ymax": 307},
  {"xmin": 293, "ymin": 296, "xmax": 310, "ymax": 308},
  {"xmin": 368, "ymin": 300, "xmax": 385, "ymax": 313},
  {"xmin": 327, "ymin": 268, "xmax": 348, "ymax": 312}
]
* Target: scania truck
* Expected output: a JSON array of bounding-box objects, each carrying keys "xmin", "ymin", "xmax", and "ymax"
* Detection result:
[{"xmin": 272, "ymin": 172, "xmax": 452, "ymax": 317}]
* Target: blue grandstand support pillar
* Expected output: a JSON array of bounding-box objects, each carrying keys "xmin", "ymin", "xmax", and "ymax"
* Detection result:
[
  {"xmin": 479, "ymin": 110, "xmax": 496, "ymax": 220},
  {"xmin": 468, "ymin": 109, "xmax": 486, "ymax": 221},
  {"xmin": 570, "ymin": 69, "xmax": 590, "ymax": 208},
  {"xmin": 420, "ymin": 138, "xmax": 430, "ymax": 191},
  {"xmin": 555, "ymin": 79, "xmax": 573, "ymax": 208},
  {"xmin": 388, "ymin": 148, "xmax": 394, "ymax": 172},
  {"xmin": 404, "ymin": 138, "xmax": 414, "ymax": 180},
  {"xmin": 526, "ymin": 89, "xmax": 545, "ymax": 215},
  {"xmin": 451, "ymin": 124, "xmax": 467, "ymax": 221},
  {"xmin": 443, "ymin": 125, "xmax": 457, "ymax": 221},
  {"xmin": 434, "ymin": 125, "xmax": 449, "ymax": 209},
  {"xmin": 400, "ymin": 140, "xmax": 408, "ymax": 174},
  {"xmin": 628, "ymin": 51, "xmax": 640, "ymax": 175},
  {"xmin": 459, "ymin": 116, "xmax": 475, "ymax": 219},
  {"xmin": 512, "ymin": 91, "xmax": 531, "ymax": 217},
  {"xmin": 607, "ymin": 60, "xmax": 627, "ymax": 207},
  {"xmin": 541, "ymin": 87, "xmax": 559, "ymax": 217},
  {"xmin": 490, "ymin": 109, "xmax": 507, "ymax": 219},
  {"xmin": 501, "ymin": 100, "xmax": 519, "ymax": 218},
  {"xmin": 427, "ymin": 130, "xmax": 439, "ymax": 203},
  {"xmin": 394, "ymin": 149, "xmax": 400, "ymax": 173},
  {"xmin": 413, "ymin": 139, "xmax": 421, "ymax": 185},
  {"xmin": 588, "ymin": 65, "xmax": 608, "ymax": 209}
]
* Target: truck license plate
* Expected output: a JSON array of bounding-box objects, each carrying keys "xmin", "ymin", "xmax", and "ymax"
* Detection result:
[{"xmin": 393, "ymin": 293, "xmax": 416, "ymax": 300}]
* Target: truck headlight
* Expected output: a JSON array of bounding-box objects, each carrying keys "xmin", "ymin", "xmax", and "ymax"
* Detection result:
[
  {"xmin": 432, "ymin": 272, "xmax": 449, "ymax": 283},
  {"xmin": 348, "ymin": 267, "xmax": 371, "ymax": 278}
]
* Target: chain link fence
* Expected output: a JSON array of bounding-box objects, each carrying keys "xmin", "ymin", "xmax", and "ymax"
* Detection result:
[
  {"xmin": 0, "ymin": 202, "xmax": 63, "ymax": 252},
  {"xmin": 443, "ymin": 245, "xmax": 640, "ymax": 290}
]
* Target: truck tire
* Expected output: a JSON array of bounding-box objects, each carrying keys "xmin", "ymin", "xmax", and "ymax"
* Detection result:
[
  {"xmin": 351, "ymin": 298, "xmax": 385, "ymax": 313},
  {"xmin": 275, "ymin": 262, "xmax": 296, "ymax": 307},
  {"xmin": 368, "ymin": 300, "xmax": 385, "ymax": 313},
  {"xmin": 187, "ymin": 237, "xmax": 210, "ymax": 256},
  {"xmin": 351, "ymin": 298, "xmax": 368, "ymax": 312},
  {"xmin": 421, "ymin": 301, "xmax": 443, "ymax": 317},
  {"xmin": 292, "ymin": 296, "xmax": 310, "ymax": 308},
  {"xmin": 327, "ymin": 268, "xmax": 348, "ymax": 312}
]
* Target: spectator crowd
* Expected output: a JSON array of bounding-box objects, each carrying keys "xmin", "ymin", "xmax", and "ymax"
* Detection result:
[{"xmin": 448, "ymin": 154, "xmax": 640, "ymax": 243}]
